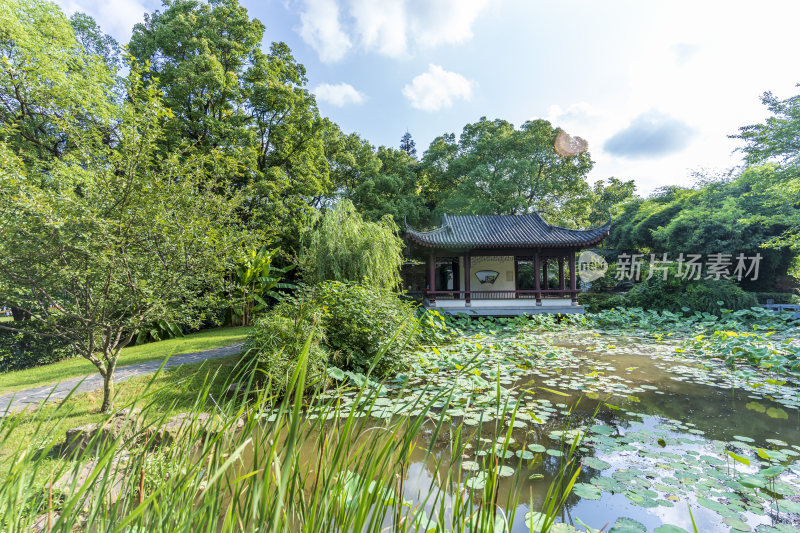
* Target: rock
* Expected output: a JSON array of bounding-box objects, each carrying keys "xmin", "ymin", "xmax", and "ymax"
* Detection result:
[
  {"xmin": 48, "ymin": 454, "xmax": 129, "ymax": 508},
  {"xmin": 63, "ymin": 411, "xmax": 142, "ymax": 456},
  {"xmin": 225, "ymin": 382, "xmax": 244, "ymax": 398},
  {"xmin": 147, "ymin": 412, "xmax": 220, "ymax": 448},
  {"xmin": 146, "ymin": 412, "xmax": 248, "ymax": 449},
  {"xmin": 30, "ymin": 512, "xmax": 59, "ymax": 533}
]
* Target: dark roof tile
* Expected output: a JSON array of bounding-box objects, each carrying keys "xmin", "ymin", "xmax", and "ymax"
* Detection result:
[{"xmin": 405, "ymin": 214, "xmax": 609, "ymax": 248}]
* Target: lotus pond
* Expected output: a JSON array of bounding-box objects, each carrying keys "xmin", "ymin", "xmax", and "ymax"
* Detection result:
[{"xmin": 291, "ymin": 315, "xmax": 800, "ymax": 533}]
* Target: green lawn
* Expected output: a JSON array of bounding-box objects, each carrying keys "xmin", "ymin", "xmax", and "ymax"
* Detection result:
[
  {"xmin": 0, "ymin": 351, "xmax": 243, "ymax": 486},
  {"xmin": 0, "ymin": 326, "xmax": 251, "ymax": 395}
]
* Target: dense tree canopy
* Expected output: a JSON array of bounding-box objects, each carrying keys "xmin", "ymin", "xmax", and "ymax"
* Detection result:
[
  {"xmin": 129, "ymin": 0, "xmax": 330, "ymax": 242},
  {"xmin": 607, "ymin": 167, "xmax": 798, "ymax": 289},
  {"xmin": 0, "ymin": 0, "xmax": 116, "ymax": 172},
  {"xmin": 421, "ymin": 117, "xmax": 594, "ymax": 227},
  {"xmin": 732, "ymin": 87, "xmax": 800, "ymax": 249}
]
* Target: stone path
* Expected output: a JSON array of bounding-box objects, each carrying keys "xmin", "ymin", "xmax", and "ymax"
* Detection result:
[{"xmin": 0, "ymin": 343, "xmax": 243, "ymax": 416}]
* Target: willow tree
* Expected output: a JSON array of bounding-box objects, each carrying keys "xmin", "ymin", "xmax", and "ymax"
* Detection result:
[{"xmin": 300, "ymin": 201, "xmax": 404, "ymax": 290}]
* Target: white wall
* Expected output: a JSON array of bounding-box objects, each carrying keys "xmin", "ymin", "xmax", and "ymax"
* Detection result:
[{"xmin": 468, "ymin": 255, "xmax": 515, "ymax": 292}]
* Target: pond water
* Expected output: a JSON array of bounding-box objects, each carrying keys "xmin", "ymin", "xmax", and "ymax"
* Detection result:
[{"xmin": 270, "ymin": 329, "xmax": 800, "ymax": 532}]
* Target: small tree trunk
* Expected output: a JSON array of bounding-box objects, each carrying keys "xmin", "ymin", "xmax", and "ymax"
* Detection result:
[
  {"xmin": 10, "ymin": 306, "xmax": 30, "ymax": 321},
  {"xmin": 101, "ymin": 371, "xmax": 114, "ymax": 413}
]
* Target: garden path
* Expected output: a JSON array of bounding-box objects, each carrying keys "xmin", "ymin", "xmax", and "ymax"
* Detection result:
[{"xmin": 0, "ymin": 343, "xmax": 243, "ymax": 416}]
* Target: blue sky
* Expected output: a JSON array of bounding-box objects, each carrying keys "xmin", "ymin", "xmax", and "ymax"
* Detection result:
[{"xmin": 57, "ymin": 0, "xmax": 800, "ymax": 194}]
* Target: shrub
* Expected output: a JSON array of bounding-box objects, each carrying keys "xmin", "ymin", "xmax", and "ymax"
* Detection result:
[
  {"xmin": 0, "ymin": 320, "xmax": 75, "ymax": 372},
  {"xmin": 314, "ymin": 281, "xmax": 418, "ymax": 376},
  {"xmin": 242, "ymin": 294, "xmax": 328, "ymax": 395},
  {"xmin": 577, "ymin": 293, "xmax": 625, "ymax": 313},
  {"xmin": 623, "ymin": 274, "xmax": 757, "ymax": 315}
]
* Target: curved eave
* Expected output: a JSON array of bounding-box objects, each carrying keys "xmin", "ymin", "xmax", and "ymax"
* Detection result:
[
  {"xmin": 404, "ymin": 225, "xmax": 610, "ymax": 249},
  {"xmin": 404, "ymin": 213, "xmax": 611, "ymax": 249}
]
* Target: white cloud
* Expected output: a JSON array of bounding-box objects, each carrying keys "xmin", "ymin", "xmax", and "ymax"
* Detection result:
[
  {"xmin": 402, "ymin": 65, "xmax": 474, "ymax": 112},
  {"xmin": 296, "ymin": 0, "xmax": 494, "ymax": 61},
  {"xmin": 313, "ymin": 82, "xmax": 366, "ymax": 107},
  {"xmin": 298, "ymin": 0, "xmax": 352, "ymax": 63},
  {"xmin": 349, "ymin": 0, "xmax": 408, "ymax": 58},
  {"xmin": 407, "ymin": 0, "xmax": 490, "ymax": 49}
]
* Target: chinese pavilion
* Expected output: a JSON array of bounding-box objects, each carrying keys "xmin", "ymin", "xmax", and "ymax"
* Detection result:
[{"xmin": 405, "ymin": 213, "xmax": 610, "ymax": 315}]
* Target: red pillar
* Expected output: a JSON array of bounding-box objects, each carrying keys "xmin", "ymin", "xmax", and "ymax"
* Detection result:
[
  {"xmin": 534, "ymin": 253, "xmax": 541, "ymax": 304},
  {"xmin": 569, "ymin": 251, "xmax": 577, "ymax": 304},
  {"xmin": 428, "ymin": 251, "xmax": 436, "ymax": 303},
  {"xmin": 542, "ymin": 258, "xmax": 549, "ymax": 294},
  {"xmin": 558, "ymin": 257, "xmax": 565, "ymax": 297},
  {"xmin": 464, "ymin": 252, "xmax": 471, "ymax": 304}
]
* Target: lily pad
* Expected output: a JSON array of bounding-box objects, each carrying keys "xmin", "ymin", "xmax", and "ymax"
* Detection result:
[
  {"xmin": 572, "ymin": 482, "xmax": 602, "ymax": 500},
  {"xmin": 609, "ymin": 517, "xmax": 646, "ymax": 533},
  {"xmin": 582, "ymin": 456, "xmax": 611, "ymax": 470}
]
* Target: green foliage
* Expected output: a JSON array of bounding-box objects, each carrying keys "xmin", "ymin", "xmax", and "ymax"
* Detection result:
[
  {"xmin": 129, "ymin": 0, "xmax": 330, "ymax": 247},
  {"xmin": 300, "ymin": 200, "xmax": 405, "ymax": 290},
  {"xmin": 687, "ymin": 330, "xmax": 800, "ymax": 376},
  {"xmin": 0, "ymin": 0, "xmax": 116, "ymax": 171},
  {"xmin": 415, "ymin": 309, "xmax": 459, "ymax": 344},
  {"xmin": 588, "ymin": 177, "xmax": 636, "ymax": 227},
  {"xmin": 229, "ymin": 247, "xmax": 294, "ymax": 326},
  {"xmin": 133, "ymin": 320, "xmax": 184, "ymax": 346},
  {"xmin": 577, "ymin": 293, "xmax": 625, "ymax": 313},
  {"xmin": 314, "ymin": 281, "xmax": 418, "ymax": 376},
  {"xmin": 243, "ymin": 294, "xmax": 328, "ymax": 395},
  {"xmin": 734, "ymin": 86, "xmax": 800, "ymax": 173},
  {"xmin": 69, "ymin": 12, "xmax": 120, "ymax": 71},
  {"xmin": 0, "ymin": 53, "xmax": 244, "ymax": 411},
  {"xmin": 421, "ymin": 117, "xmax": 594, "ymax": 227},
  {"xmin": 587, "ymin": 306, "xmax": 799, "ymax": 335},
  {"xmin": 751, "ymin": 292, "xmax": 798, "ymax": 304},
  {"xmin": 622, "ymin": 269, "xmax": 757, "ymax": 315},
  {"xmin": 0, "ymin": 320, "xmax": 75, "ymax": 371},
  {"xmin": 608, "ymin": 167, "xmax": 799, "ymax": 289}
]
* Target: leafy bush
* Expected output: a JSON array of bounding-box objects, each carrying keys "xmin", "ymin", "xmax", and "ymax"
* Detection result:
[
  {"xmin": 416, "ymin": 309, "xmax": 459, "ymax": 344},
  {"xmin": 242, "ymin": 294, "xmax": 328, "ymax": 395},
  {"xmin": 314, "ymin": 281, "xmax": 418, "ymax": 376},
  {"xmin": 0, "ymin": 321, "xmax": 75, "ymax": 372},
  {"xmin": 577, "ymin": 293, "xmax": 625, "ymax": 313},
  {"xmin": 621, "ymin": 268, "xmax": 757, "ymax": 315}
]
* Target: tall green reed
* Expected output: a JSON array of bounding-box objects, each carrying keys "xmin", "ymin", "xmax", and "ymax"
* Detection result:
[{"xmin": 0, "ymin": 325, "xmax": 582, "ymax": 532}]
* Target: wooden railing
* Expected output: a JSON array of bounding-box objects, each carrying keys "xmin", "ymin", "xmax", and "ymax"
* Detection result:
[{"xmin": 420, "ymin": 289, "xmax": 579, "ymax": 302}]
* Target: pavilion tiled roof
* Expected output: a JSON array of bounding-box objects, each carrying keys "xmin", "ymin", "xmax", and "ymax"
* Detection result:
[{"xmin": 405, "ymin": 214, "xmax": 610, "ymax": 248}]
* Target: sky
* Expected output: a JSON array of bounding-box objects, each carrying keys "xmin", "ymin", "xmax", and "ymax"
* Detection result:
[{"xmin": 55, "ymin": 0, "xmax": 800, "ymax": 194}]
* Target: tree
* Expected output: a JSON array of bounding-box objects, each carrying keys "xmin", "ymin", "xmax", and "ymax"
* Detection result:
[
  {"xmin": 0, "ymin": 0, "xmax": 119, "ymax": 319},
  {"xmin": 299, "ymin": 200, "xmax": 405, "ymax": 290},
  {"xmin": 129, "ymin": 0, "xmax": 330, "ymax": 246},
  {"xmin": 589, "ymin": 177, "xmax": 636, "ymax": 227},
  {"xmin": 400, "ymin": 131, "xmax": 416, "ymax": 158},
  {"xmin": 606, "ymin": 168, "xmax": 798, "ymax": 290},
  {"xmin": 732, "ymin": 87, "xmax": 800, "ymax": 249},
  {"xmin": 0, "ymin": 0, "xmax": 116, "ymax": 172},
  {"xmin": 421, "ymin": 117, "xmax": 594, "ymax": 227},
  {"xmin": 0, "ymin": 64, "xmax": 243, "ymax": 413},
  {"xmin": 70, "ymin": 12, "xmax": 121, "ymax": 72},
  {"xmin": 733, "ymin": 87, "xmax": 800, "ymax": 172},
  {"xmin": 348, "ymin": 146, "xmax": 430, "ymax": 227}
]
